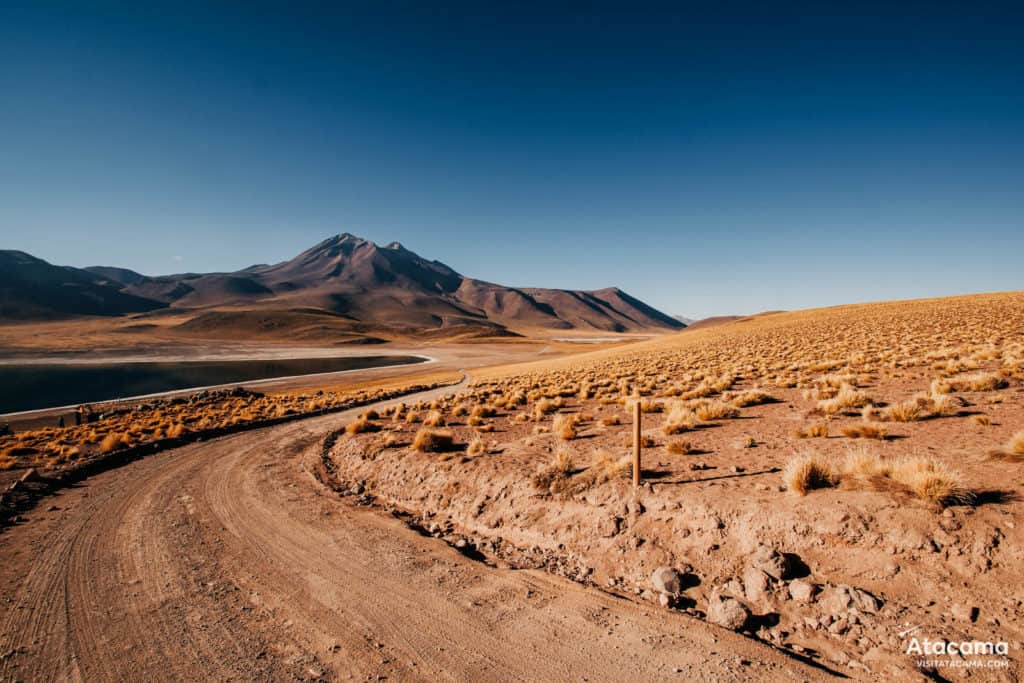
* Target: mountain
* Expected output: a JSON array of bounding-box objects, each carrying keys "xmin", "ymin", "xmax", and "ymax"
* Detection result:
[
  {"xmin": 1, "ymin": 234, "xmax": 684, "ymax": 338},
  {"xmin": 0, "ymin": 251, "xmax": 165, "ymax": 320},
  {"xmin": 673, "ymin": 315, "xmax": 695, "ymax": 326}
]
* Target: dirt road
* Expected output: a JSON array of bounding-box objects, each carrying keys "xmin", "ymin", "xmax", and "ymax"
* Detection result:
[{"xmin": 0, "ymin": 380, "xmax": 833, "ymax": 682}]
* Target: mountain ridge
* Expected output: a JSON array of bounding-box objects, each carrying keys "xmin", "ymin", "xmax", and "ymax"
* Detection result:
[{"xmin": 0, "ymin": 234, "xmax": 684, "ymax": 338}]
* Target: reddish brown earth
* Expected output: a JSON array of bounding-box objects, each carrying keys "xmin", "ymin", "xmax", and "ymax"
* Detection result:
[{"xmin": 0, "ymin": 379, "xmax": 829, "ymax": 682}]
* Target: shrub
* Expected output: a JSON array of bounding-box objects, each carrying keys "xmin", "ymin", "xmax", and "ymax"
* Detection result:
[
  {"xmin": 666, "ymin": 440, "xmax": 694, "ymax": 455},
  {"xmin": 662, "ymin": 403, "xmax": 697, "ymax": 435},
  {"xmin": 730, "ymin": 389, "xmax": 775, "ymax": 407},
  {"xmin": 795, "ymin": 422, "xmax": 829, "ymax": 439},
  {"xmin": 423, "ymin": 410, "xmax": 446, "ymax": 427},
  {"xmin": 601, "ymin": 415, "xmax": 621, "ymax": 426},
  {"xmin": 882, "ymin": 400, "xmax": 924, "ymax": 422},
  {"xmin": 411, "ymin": 428, "xmax": 456, "ymax": 453},
  {"xmin": 467, "ymin": 436, "xmax": 486, "ymax": 456},
  {"xmin": 841, "ymin": 423, "xmax": 888, "ymax": 440},
  {"xmin": 99, "ymin": 432, "xmax": 127, "ymax": 453},
  {"xmin": 552, "ymin": 414, "xmax": 578, "ymax": 440},
  {"xmin": 346, "ymin": 418, "xmax": 381, "ymax": 435},
  {"xmin": 783, "ymin": 454, "xmax": 837, "ymax": 495},
  {"xmin": 532, "ymin": 447, "xmax": 574, "ymax": 492},
  {"xmin": 694, "ymin": 400, "xmax": 739, "ymax": 421}
]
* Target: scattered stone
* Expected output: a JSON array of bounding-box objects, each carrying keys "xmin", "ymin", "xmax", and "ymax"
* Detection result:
[
  {"xmin": 651, "ymin": 566, "xmax": 684, "ymax": 597},
  {"xmin": 822, "ymin": 585, "xmax": 882, "ymax": 614},
  {"xmin": 788, "ymin": 579, "xmax": 817, "ymax": 603},
  {"xmin": 742, "ymin": 567, "xmax": 773, "ymax": 602},
  {"xmin": 707, "ymin": 594, "xmax": 750, "ymax": 631},
  {"xmin": 951, "ymin": 604, "xmax": 978, "ymax": 622},
  {"xmin": 751, "ymin": 545, "xmax": 795, "ymax": 581}
]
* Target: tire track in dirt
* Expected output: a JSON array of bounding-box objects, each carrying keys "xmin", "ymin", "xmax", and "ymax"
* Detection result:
[{"xmin": 0, "ymin": 377, "xmax": 835, "ymax": 682}]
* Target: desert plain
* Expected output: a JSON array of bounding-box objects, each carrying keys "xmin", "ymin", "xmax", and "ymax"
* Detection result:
[{"xmin": 1, "ymin": 288, "xmax": 1022, "ymax": 681}]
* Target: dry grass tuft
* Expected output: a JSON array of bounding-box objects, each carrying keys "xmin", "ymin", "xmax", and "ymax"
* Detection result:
[
  {"xmin": 795, "ymin": 421, "xmax": 830, "ymax": 439},
  {"xmin": 971, "ymin": 414, "xmax": 991, "ymax": 426},
  {"xmin": 423, "ymin": 410, "xmax": 446, "ymax": 427},
  {"xmin": 783, "ymin": 454, "xmax": 837, "ymax": 496},
  {"xmin": 841, "ymin": 423, "xmax": 888, "ymax": 440},
  {"xmin": 694, "ymin": 400, "xmax": 739, "ymax": 421},
  {"xmin": 882, "ymin": 399, "xmax": 924, "ymax": 422},
  {"xmin": 730, "ymin": 389, "xmax": 775, "ymax": 407},
  {"xmin": 666, "ymin": 440, "xmax": 695, "ymax": 455},
  {"xmin": 552, "ymin": 413, "xmax": 579, "ymax": 440},
  {"xmin": 467, "ymin": 436, "xmax": 487, "ymax": 456},
  {"xmin": 990, "ymin": 431, "xmax": 1024, "ymax": 462},
  {"xmin": 346, "ymin": 417, "xmax": 381, "ymax": 436},
  {"xmin": 99, "ymin": 432, "xmax": 127, "ymax": 453},
  {"xmin": 532, "ymin": 446, "xmax": 574, "ymax": 492},
  {"xmin": 411, "ymin": 428, "xmax": 456, "ymax": 453},
  {"xmin": 662, "ymin": 403, "xmax": 697, "ymax": 434}
]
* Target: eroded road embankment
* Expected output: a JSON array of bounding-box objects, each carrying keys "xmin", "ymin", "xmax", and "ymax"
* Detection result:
[{"xmin": 0, "ymin": 379, "xmax": 832, "ymax": 682}]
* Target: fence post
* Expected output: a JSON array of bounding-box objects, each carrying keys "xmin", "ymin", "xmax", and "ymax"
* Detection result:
[{"xmin": 632, "ymin": 395, "xmax": 642, "ymax": 487}]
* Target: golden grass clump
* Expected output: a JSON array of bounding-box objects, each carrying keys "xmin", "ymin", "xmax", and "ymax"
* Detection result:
[
  {"xmin": 971, "ymin": 414, "xmax": 991, "ymax": 426},
  {"xmin": 783, "ymin": 454, "xmax": 837, "ymax": 496},
  {"xmin": 817, "ymin": 383, "xmax": 872, "ymax": 415},
  {"xmin": 729, "ymin": 389, "xmax": 775, "ymax": 407},
  {"xmin": 882, "ymin": 399, "xmax": 924, "ymax": 422},
  {"xmin": 666, "ymin": 440, "xmax": 694, "ymax": 455},
  {"xmin": 99, "ymin": 432, "xmax": 129, "ymax": 453},
  {"xmin": 601, "ymin": 415, "xmax": 621, "ymax": 426},
  {"xmin": 990, "ymin": 431, "xmax": 1024, "ymax": 461},
  {"xmin": 795, "ymin": 421, "xmax": 829, "ymax": 439},
  {"xmin": 1008, "ymin": 431, "xmax": 1024, "ymax": 455},
  {"xmin": 951, "ymin": 372, "xmax": 1007, "ymax": 392},
  {"xmin": 661, "ymin": 403, "xmax": 697, "ymax": 435},
  {"xmin": 694, "ymin": 400, "xmax": 739, "ymax": 421},
  {"xmin": 552, "ymin": 413, "xmax": 578, "ymax": 440},
  {"xmin": 467, "ymin": 436, "xmax": 486, "ymax": 456},
  {"xmin": 841, "ymin": 423, "xmax": 888, "ymax": 440},
  {"xmin": 346, "ymin": 417, "xmax": 381, "ymax": 435},
  {"xmin": 531, "ymin": 446, "xmax": 574, "ymax": 492},
  {"xmin": 411, "ymin": 428, "xmax": 456, "ymax": 453},
  {"xmin": 423, "ymin": 410, "xmax": 446, "ymax": 427}
]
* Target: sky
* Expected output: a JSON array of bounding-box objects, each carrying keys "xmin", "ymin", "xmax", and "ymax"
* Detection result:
[{"xmin": 1, "ymin": 1, "xmax": 1022, "ymax": 319}]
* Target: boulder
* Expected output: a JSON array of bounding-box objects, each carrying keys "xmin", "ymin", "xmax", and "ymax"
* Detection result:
[
  {"xmin": 707, "ymin": 595, "xmax": 750, "ymax": 631},
  {"xmin": 651, "ymin": 566, "xmax": 684, "ymax": 596},
  {"xmin": 787, "ymin": 579, "xmax": 817, "ymax": 603},
  {"xmin": 742, "ymin": 567, "xmax": 773, "ymax": 602},
  {"xmin": 821, "ymin": 585, "xmax": 882, "ymax": 615},
  {"xmin": 751, "ymin": 545, "xmax": 794, "ymax": 581}
]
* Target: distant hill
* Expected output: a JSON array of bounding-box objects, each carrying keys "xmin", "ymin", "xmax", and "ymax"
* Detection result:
[
  {"xmin": 1, "ymin": 234, "xmax": 684, "ymax": 338},
  {"xmin": 0, "ymin": 251, "xmax": 164, "ymax": 320}
]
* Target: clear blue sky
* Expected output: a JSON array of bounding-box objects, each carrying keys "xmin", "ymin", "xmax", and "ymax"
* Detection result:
[{"xmin": 2, "ymin": 1, "xmax": 1021, "ymax": 318}]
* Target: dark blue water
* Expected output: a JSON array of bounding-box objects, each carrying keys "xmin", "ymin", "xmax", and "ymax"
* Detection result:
[{"xmin": 0, "ymin": 355, "xmax": 427, "ymax": 413}]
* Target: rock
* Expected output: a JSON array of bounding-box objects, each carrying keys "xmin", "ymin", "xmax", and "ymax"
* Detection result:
[
  {"xmin": 822, "ymin": 585, "xmax": 882, "ymax": 614},
  {"xmin": 951, "ymin": 604, "xmax": 978, "ymax": 622},
  {"xmin": 19, "ymin": 468, "xmax": 40, "ymax": 483},
  {"xmin": 742, "ymin": 567, "xmax": 773, "ymax": 602},
  {"xmin": 651, "ymin": 567, "xmax": 684, "ymax": 596},
  {"xmin": 597, "ymin": 516, "xmax": 622, "ymax": 538},
  {"xmin": 788, "ymin": 579, "xmax": 817, "ymax": 603},
  {"xmin": 707, "ymin": 595, "xmax": 750, "ymax": 631},
  {"xmin": 751, "ymin": 545, "xmax": 794, "ymax": 581}
]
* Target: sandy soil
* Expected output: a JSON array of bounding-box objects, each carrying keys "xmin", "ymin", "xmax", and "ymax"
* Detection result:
[{"xmin": 0, "ymin": 379, "xmax": 828, "ymax": 682}]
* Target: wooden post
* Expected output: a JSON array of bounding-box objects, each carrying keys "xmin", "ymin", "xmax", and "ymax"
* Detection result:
[{"xmin": 632, "ymin": 396, "xmax": 642, "ymax": 487}]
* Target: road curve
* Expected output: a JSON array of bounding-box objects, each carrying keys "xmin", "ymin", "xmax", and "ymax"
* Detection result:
[{"xmin": 0, "ymin": 378, "xmax": 831, "ymax": 682}]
